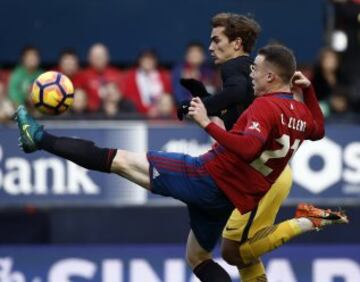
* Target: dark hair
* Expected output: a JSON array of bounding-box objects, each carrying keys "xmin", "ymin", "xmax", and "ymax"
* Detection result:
[
  {"xmin": 211, "ymin": 12, "xmax": 261, "ymax": 53},
  {"xmin": 186, "ymin": 42, "xmax": 205, "ymax": 51},
  {"xmin": 137, "ymin": 49, "xmax": 158, "ymax": 61},
  {"xmin": 258, "ymin": 44, "xmax": 297, "ymax": 83},
  {"xmin": 136, "ymin": 49, "xmax": 158, "ymax": 67},
  {"xmin": 317, "ymin": 47, "xmax": 339, "ymax": 70},
  {"xmin": 58, "ymin": 48, "xmax": 78, "ymax": 60},
  {"xmin": 20, "ymin": 45, "xmax": 39, "ymax": 57}
]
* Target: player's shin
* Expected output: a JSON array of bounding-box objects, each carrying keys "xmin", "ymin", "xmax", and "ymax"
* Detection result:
[
  {"xmin": 193, "ymin": 259, "xmax": 232, "ymax": 282},
  {"xmin": 39, "ymin": 131, "xmax": 117, "ymax": 172}
]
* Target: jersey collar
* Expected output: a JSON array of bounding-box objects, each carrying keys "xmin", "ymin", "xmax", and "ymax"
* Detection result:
[{"xmin": 262, "ymin": 92, "xmax": 294, "ymax": 100}]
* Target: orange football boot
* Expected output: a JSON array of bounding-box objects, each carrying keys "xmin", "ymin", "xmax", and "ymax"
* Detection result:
[{"xmin": 295, "ymin": 203, "xmax": 349, "ymax": 230}]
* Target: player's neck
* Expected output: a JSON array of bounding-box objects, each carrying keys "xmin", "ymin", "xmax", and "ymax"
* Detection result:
[
  {"xmin": 230, "ymin": 50, "xmax": 248, "ymax": 60},
  {"xmin": 265, "ymin": 84, "xmax": 291, "ymax": 95}
]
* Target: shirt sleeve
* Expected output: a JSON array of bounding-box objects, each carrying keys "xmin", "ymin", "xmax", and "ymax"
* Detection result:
[
  {"xmin": 204, "ymin": 100, "xmax": 272, "ymax": 161},
  {"xmin": 202, "ymin": 75, "xmax": 251, "ymax": 116},
  {"xmin": 303, "ymin": 85, "xmax": 325, "ymax": 140},
  {"xmin": 241, "ymin": 102, "xmax": 273, "ymax": 142}
]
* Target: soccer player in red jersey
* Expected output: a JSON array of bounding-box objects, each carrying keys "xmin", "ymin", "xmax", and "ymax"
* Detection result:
[
  {"xmin": 15, "ymin": 44, "xmax": 348, "ymax": 282},
  {"xmin": 179, "ymin": 13, "xmax": 295, "ymax": 281}
]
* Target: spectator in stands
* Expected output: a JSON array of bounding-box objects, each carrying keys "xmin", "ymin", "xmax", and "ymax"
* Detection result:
[
  {"xmin": 349, "ymin": 79, "xmax": 360, "ymax": 113},
  {"xmin": 8, "ymin": 46, "xmax": 43, "ymax": 106},
  {"xmin": 70, "ymin": 88, "xmax": 88, "ymax": 117},
  {"xmin": 123, "ymin": 49, "xmax": 173, "ymax": 117},
  {"xmin": 57, "ymin": 49, "xmax": 82, "ymax": 88},
  {"xmin": 77, "ymin": 43, "xmax": 123, "ymax": 112},
  {"xmin": 172, "ymin": 42, "xmax": 218, "ymax": 106},
  {"xmin": 148, "ymin": 95, "xmax": 176, "ymax": 119},
  {"xmin": 0, "ymin": 67, "xmax": 10, "ymax": 89},
  {"xmin": 312, "ymin": 48, "xmax": 349, "ymax": 117},
  {"xmin": 0, "ymin": 79, "xmax": 15, "ymax": 122},
  {"xmin": 100, "ymin": 82, "xmax": 136, "ymax": 118},
  {"xmin": 329, "ymin": 86, "xmax": 350, "ymax": 116}
]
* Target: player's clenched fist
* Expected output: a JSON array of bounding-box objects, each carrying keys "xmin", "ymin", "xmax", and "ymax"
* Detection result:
[
  {"xmin": 291, "ymin": 71, "xmax": 312, "ymax": 100},
  {"xmin": 292, "ymin": 71, "xmax": 311, "ymax": 88},
  {"xmin": 188, "ymin": 97, "xmax": 211, "ymax": 128}
]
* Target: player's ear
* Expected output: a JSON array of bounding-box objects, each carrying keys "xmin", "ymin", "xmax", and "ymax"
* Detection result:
[
  {"xmin": 234, "ymin": 37, "xmax": 242, "ymax": 51},
  {"xmin": 266, "ymin": 72, "xmax": 275, "ymax": 82}
]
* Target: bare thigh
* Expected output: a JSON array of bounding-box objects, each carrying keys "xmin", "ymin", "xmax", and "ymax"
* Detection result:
[{"xmin": 110, "ymin": 149, "xmax": 151, "ymax": 189}]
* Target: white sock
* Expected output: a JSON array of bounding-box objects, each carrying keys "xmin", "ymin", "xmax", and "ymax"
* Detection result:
[{"xmin": 294, "ymin": 217, "xmax": 315, "ymax": 232}]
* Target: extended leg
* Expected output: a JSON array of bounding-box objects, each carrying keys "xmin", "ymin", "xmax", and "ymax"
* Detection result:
[
  {"xmin": 239, "ymin": 204, "xmax": 348, "ymax": 265},
  {"xmin": 110, "ymin": 149, "xmax": 150, "ymax": 189},
  {"xmin": 15, "ymin": 105, "xmax": 151, "ymax": 190}
]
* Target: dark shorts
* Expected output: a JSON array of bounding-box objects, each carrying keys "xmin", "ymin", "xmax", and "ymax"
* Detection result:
[{"xmin": 147, "ymin": 151, "xmax": 234, "ymax": 251}]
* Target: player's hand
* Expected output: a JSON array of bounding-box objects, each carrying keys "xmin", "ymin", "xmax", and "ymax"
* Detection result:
[
  {"xmin": 180, "ymin": 78, "xmax": 210, "ymax": 98},
  {"xmin": 188, "ymin": 97, "xmax": 211, "ymax": 128},
  {"xmin": 292, "ymin": 71, "xmax": 311, "ymax": 89},
  {"xmin": 176, "ymin": 100, "xmax": 190, "ymax": 121}
]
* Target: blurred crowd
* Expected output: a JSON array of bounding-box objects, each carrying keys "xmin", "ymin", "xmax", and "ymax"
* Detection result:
[
  {"xmin": 0, "ymin": 42, "xmax": 220, "ymax": 122},
  {"xmin": 0, "ymin": 43, "xmax": 358, "ymax": 123}
]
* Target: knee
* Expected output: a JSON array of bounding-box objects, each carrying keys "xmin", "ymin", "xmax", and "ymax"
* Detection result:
[
  {"xmin": 186, "ymin": 248, "xmax": 212, "ymax": 269},
  {"xmin": 237, "ymin": 258, "xmax": 262, "ymax": 271},
  {"xmin": 221, "ymin": 243, "xmax": 244, "ymax": 266},
  {"xmin": 221, "ymin": 245, "xmax": 260, "ymax": 269}
]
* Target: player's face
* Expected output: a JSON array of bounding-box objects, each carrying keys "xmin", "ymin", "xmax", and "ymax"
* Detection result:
[
  {"xmin": 250, "ymin": 55, "xmax": 273, "ymax": 96},
  {"xmin": 209, "ymin": 27, "xmax": 240, "ymax": 65}
]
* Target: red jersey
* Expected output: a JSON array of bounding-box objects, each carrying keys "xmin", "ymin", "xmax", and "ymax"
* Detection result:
[
  {"xmin": 77, "ymin": 67, "xmax": 124, "ymax": 112},
  {"xmin": 200, "ymin": 86, "xmax": 324, "ymax": 213},
  {"xmin": 123, "ymin": 68, "xmax": 172, "ymax": 114}
]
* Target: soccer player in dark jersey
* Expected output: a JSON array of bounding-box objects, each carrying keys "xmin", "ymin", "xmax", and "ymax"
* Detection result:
[
  {"xmin": 15, "ymin": 44, "xmax": 348, "ymax": 282},
  {"xmin": 178, "ymin": 13, "xmax": 255, "ymax": 130},
  {"xmin": 178, "ymin": 13, "xmax": 294, "ymax": 281}
]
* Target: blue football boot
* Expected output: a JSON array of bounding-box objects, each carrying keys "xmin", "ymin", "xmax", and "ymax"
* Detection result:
[{"xmin": 14, "ymin": 105, "xmax": 44, "ymax": 153}]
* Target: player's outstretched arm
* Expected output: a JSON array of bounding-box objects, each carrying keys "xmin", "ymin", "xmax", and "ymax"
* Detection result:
[
  {"xmin": 179, "ymin": 76, "xmax": 251, "ymax": 116},
  {"xmin": 180, "ymin": 78, "xmax": 211, "ymax": 98},
  {"xmin": 293, "ymin": 71, "xmax": 325, "ymax": 140},
  {"xmin": 188, "ymin": 98, "xmax": 264, "ymax": 161},
  {"xmin": 202, "ymin": 77, "xmax": 251, "ymax": 116}
]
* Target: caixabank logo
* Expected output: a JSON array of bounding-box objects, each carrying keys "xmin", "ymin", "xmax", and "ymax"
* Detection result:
[
  {"xmin": 0, "ymin": 145, "xmax": 100, "ymax": 196},
  {"xmin": 291, "ymin": 136, "xmax": 360, "ymax": 196}
]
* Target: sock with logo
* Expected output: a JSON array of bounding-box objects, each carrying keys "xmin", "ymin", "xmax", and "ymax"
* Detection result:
[
  {"xmin": 193, "ymin": 259, "xmax": 232, "ymax": 282},
  {"xmin": 239, "ymin": 260, "xmax": 267, "ymax": 282},
  {"xmin": 239, "ymin": 219, "xmax": 302, "ymax": 264},
  {"xmin": 39, "ymin": 131, "xmax": 117, "ymax": 173}
]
